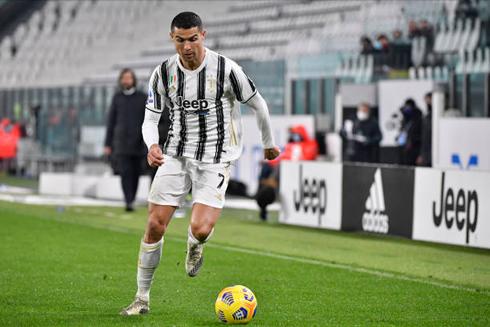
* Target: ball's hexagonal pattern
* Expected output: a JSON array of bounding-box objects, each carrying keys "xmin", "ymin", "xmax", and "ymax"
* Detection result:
[{"xmin": 215, "ymin": 285, "xmax": 258, "ymax": 324}]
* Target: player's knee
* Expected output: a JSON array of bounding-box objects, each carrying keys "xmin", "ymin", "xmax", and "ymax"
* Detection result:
[
  {"xmin": 149, "ymin": 218, "xmax": 165, "ymax": 234},
  {"xmin": 145, "ymin": 217, "xmax": 165, "ymax": 242},
  {"xmin": 191, "ymin": 224, "xmax": 212, "ymax": 242}
]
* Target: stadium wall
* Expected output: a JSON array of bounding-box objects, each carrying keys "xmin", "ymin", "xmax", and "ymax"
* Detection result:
[
  {"xmin": 279, "ymin": 161, "xmax": 490, "ymax": 249},
  {"xmin": 437, "ymin": 118, "xmax": 490, "ymax": 171}
]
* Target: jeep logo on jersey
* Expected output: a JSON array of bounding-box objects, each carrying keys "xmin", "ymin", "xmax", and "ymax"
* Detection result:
[
  {"xmin": 362, "ymin": 168, "xmax": 389, "ymax": 234},
  {"xmin": 176, "ymin": 96, "xmax": 209, "ymax": 112},
  {"xmin": 432, "ymin": 172, "xmax": 478, "ymax": 244},
  {"xmin": 293, "ymin": 164, "xmax": 327, "ymax": 224}
]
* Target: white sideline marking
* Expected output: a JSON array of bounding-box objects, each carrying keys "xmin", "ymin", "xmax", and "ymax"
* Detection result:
[{"xmin": 19, "ymin": 213, "xmax": 490, "ymax": 296}]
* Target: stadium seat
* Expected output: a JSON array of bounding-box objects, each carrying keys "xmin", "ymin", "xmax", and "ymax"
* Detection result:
[
  {"xmin": 466, "ymin": 19, "xmax": 481, "ymax": 52},
  {"xmin": 448, "ymin": 19, "xmax": 464, "ymax": 52},
  {"xmin": 473, "ymin": 48, "xmax": 484, "ymax": 73},
  {"xmin": 0, "ymin": 0, "xmax": 463, "ymax": 88}
]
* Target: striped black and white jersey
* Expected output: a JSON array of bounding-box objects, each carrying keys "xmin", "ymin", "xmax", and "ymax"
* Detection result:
[{"xmin": 142, "ymin": 47, "xmax": 275, "ymax": 164}]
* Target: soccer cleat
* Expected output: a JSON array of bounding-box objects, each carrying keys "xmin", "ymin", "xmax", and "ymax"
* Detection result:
[
  {"xmin": 120, "ymin": 297, "xmax": 149, "ymax": 315},
  {"xmin": 186, "ymin": 240, "xmax": 205, "ymax": 277}
]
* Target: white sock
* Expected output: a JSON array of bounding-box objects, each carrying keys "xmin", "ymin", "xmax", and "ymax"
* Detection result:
[
  {"xmin": 136, "ymin": 237, "xmax": 163, "ymax": 303},
  {"xmin": 188, "ymin": 226, "xmax": 214, "ymax": 245}
]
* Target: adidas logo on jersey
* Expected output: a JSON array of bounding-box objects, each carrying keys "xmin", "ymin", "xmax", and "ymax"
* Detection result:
[{"xmin": 362, "ymin": 168, "xmax": 389, "ymax": 234}]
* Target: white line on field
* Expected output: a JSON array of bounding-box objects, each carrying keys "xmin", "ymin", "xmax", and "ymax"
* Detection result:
[
  {"xmin": 166, "ymin": 236, "xmax": 490, "ymax": 295},
  {"xmin": 25, "ymin": 214, "xmax": 490, "ymax": 296},
  {"xmin": 215, "ymin": 245, "xmax": 490, "ymax": 294}
]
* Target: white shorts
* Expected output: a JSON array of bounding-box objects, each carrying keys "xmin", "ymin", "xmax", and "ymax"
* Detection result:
[{"xmin": 148, "ymin": 155, "xmax": 230, "ymax": 209}]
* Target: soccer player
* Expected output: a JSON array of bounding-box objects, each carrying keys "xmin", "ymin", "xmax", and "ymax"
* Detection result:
[{"xmin": 120, "ymin": 12, "xmax": 281, "ymax": 315}]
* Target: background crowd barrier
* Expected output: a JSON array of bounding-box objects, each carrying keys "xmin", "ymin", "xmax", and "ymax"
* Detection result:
[{"xmin": 280, "ymin": 161, "xmax": 490, "ymax": 249}]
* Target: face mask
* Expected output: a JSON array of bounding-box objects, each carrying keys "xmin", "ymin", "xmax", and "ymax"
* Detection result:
[
  {"xmin": 357, "ymin": 111, "xmax": 369, "ymax": 121},
  {"xmin": 288, "ymin": 133, "xmax": 302, "ymax": 143},
  {"xmin": 374, "ymin": 41, "xmax": 382, "ymax": 50},
  {"xmin": 402, "ymin": 107, "xmax": 413, "ymax": 116}
]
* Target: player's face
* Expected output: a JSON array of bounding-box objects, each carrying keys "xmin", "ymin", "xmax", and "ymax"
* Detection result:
[{"xmin": 170, "ymin": 27, "xmax": 206, "ymax": 69}]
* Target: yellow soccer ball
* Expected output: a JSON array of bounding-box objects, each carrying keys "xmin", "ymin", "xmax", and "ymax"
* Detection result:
[{"xmin": 215, "ymin": 285, "xmax": 258, "ymax": 324}]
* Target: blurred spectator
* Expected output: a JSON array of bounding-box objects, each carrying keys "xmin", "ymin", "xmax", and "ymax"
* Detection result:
[
  {"xmin": 419, "ymin": 20, "xmax": 435, "ymax": 50},
  {"xmin": 455, "ymin": 0, "xmax": 479, "ymax": 21},
  {"xmin": 408, "ymin": 20, "xmax": 435, "ymax": 50},
  {"xmin": 375, "ymin": 34, "xmax": 390, "ymax": 52},
  {"xmin": 391, "ymin": 29, "xmax": 406, "ymax": 44},
  {"xmin": 266, "ymin": 125, "xmax": 319, "ymax": 169},
  {"xmin": 408, "ymin": 20, "xmax": 420, "ymax": 39},
  {"xmin": 417, "ymin": 92, "xmax": 432, "ymax": 167},
  {"xmin": 340, "ymin": 103, "xmax": 382, "ymax": 163},
  {"xmin": 28, "ymin": 104, "xmax": 41, "ymax": 140},
  {"xmin": 104, "ymin": 68, "xmax": 147, "ymax": 212},
  {"xmin": 0, "ymin": 118, "xmax": 22, "ymax": 171},
  {"xmin": 397, "ymin": 99, "xmax": 423, "ymax": 166},
  {"xmin": 360, "ymin": 36, "xmax": 376, "ymax": 54},
  {"xmin": 256, "ymin": 124, "xmax": 319, "ymax": 220}
]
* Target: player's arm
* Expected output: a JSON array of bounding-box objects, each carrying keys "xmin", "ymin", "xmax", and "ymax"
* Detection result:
[
  {"xmin": 142, "ymin": 66, "xmax": 165, "ymax": 167},
  {"xmin": 229, "ymin": 63, "xmax": 280, "ymax": 160},
  {"xmin": 244, "ymin": 92, "xmax": 280, "ymax": 160}
]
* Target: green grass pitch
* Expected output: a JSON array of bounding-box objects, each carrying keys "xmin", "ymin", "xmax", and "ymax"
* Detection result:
[{"xmin": 0, "ymin": 200, "xmax": 489, "ymax": 326}]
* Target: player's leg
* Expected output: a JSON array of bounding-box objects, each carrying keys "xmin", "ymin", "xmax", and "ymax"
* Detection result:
[
  {"xmin": 190, "ymin": 203, "xmax": 220, "ymax": 241},
  {"xmin": 121, "ymin": 155, "xmax": 190, "ymax": 315},
  {"xmin": 120, "ymin": 204, "xmax": 175, "ymax": 315},
  {"xmin": 139, "ymin": 203, "xmax": 176, "ymax": 296},
  {"xmin": 185, "ymin": 160, "xmax": 229, "ymax": 277},
  {"xmin": 186, "ymin": 204, "xmax": 221, "ymax": 276}
]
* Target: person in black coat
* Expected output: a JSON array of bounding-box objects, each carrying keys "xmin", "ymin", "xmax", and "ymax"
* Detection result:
[
  {"xmin": 417, "ymin": 92, "xmax": 432, "ymax": 167},
  {"xmin": 340, "ymin": 103, "xmax": 382, "ymax": 163},
  {"xmin": 104, "ymin": 68, "xmax": 147, "ymax": 212},
  {"xmin": 397, "ymin": 98, "xmax": 423, "ymax": 166}
]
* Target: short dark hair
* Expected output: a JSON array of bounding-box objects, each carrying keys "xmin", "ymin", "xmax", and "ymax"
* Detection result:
[
  {"xmin": 118, "ymin": 68, "xmax": 137, "ymax": 88},
  {"xmin": 405, "ymin": 98, "xmax": 416, "ymax": 108},
  {"xmin": 360, "ymin": 36, "xmax": 372, "ymax": 44},
  {"xmin": 171, "ymin": 12, "xmax": 203, "ymax": 32}
]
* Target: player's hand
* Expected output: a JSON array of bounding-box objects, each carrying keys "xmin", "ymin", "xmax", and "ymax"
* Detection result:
[
  {"xmin": 148, "ymin": 144, "xmax": 164, "ymax": 167},
  {"xmin": 104, "ymin": 146, "xmax": 111, "ymax": 155},
  {"xmin": 263, "ymin": 145, "xmax": 281, "ymax": 160}
]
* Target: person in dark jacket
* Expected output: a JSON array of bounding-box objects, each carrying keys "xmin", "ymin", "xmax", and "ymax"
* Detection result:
[
  {"xmin": 360, "ymin": 36, "xmax": 376, "ymax": 55},
  {"xmin": 397, "ymin": 98, "xmax": 423, "ymax": 166},
  {"xmin": 340, "ymin": 103, "xmax": 382, "ymax": 163},
  {"xmin": 417, "ymin": 92, "xmax": 432, "ymax": 167},
  {"xmin": 104, "ymin": 68, "xmax": 147, "ymax": 212}
]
